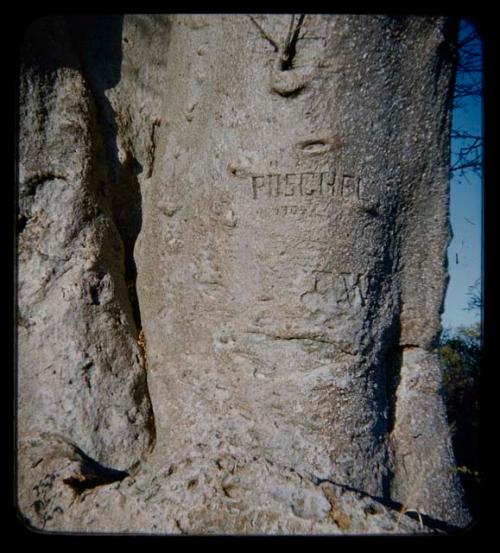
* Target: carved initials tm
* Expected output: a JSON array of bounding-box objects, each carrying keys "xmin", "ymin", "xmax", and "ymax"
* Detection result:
[
  {"xmin": 313, "ymin": 270, "xmax": 371, "ymax": 307},
  {"xmin": 337, "ymin": 272, "xmax": 371, "ymax": 307}
]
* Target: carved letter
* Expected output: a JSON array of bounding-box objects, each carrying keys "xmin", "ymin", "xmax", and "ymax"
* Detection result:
[
  {"xmin": 301, "ymin": 172, "xmax": 319, "ymax": 196},
  {"xmin": 342, "ymin": 174, "xmax": 356, "ymax": 198},
  {"xmin": 252, "ymin": 175, "xmax": 265, "ymax": 199},
  {"xmin": 321, "ymin": 171, "xmax": 336, "ymax": 196},
  {"xmin": 267, "ymin": 174, "xmax": 280, "ymax": 198},
  {"xmin": 284, "ymin": 173, "xmax": 298, "ymax": 196}
]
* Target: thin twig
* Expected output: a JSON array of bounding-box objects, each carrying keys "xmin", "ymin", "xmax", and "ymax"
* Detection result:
[
  {"xmin": 280, "ymin": 14, "xmax": 306, "ymax": 70},
  {"xmin": 248, "ymin": 15, "xmax": 279, "ymax": 52}
]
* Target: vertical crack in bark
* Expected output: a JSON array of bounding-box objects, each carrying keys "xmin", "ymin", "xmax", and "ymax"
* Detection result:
[
  {"xmin": 379, "ymin": 316, "xmax": 404, "ymax": 499},
  {"xmin": 66, "ymin": 15, "xmax": 156, "ymax": 458},
  {"xmin": 67, "ymin": 16, "xmax": 144, "ymax": 336},
  {"xmin": 386, "ymin": 346, "xmax": 403, "ymax": 443},
  {"xmin": 118, "ymin": 151, "xmax": 144, "ymax": 334}
]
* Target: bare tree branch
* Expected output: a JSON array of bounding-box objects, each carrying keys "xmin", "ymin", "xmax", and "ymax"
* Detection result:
[{"xmin": 450, "ymin": 23, "xmax": 483, "ymax": 178}]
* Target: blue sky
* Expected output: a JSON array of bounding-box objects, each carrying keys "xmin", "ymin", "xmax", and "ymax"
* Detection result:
[{"xmin": 441, "ymin": 20, "xmax": 483, "ymax": 331}]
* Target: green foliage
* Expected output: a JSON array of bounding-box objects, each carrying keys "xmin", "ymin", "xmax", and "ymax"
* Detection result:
[
  {"xmin": 450, "ymin": 465, "xmax": 480, "ymax": 482},
  {"xmin": 441, "ymin": 323, "xmax": 481, "ymax": 420},
  {"xmin": 439, "ymin": 322, "xmax": 481, "ymax": 518},
  {"xmin": 466, "ymin": 278, "xmax": 482, "ymax": 312}
]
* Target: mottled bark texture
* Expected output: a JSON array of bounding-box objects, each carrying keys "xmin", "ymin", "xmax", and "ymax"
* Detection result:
[{"xmin": 17, "ymin": 14, "xmax": 471, "ymax": 534}]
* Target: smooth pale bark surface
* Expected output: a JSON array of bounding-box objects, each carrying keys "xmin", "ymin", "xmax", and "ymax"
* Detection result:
[{"xmin": 17, "ymin": 14, "xmax": 471, "ymax": 534}]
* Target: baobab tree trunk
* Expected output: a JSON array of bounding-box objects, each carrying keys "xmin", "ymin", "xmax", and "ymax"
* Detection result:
[{"xmin": 17, "ymin": 14, "xmax": 471, "ymax": 533}]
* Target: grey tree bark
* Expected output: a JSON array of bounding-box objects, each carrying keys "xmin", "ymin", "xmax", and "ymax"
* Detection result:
[{"xmin": 17, "ymin": 14, "xmax": 471, "ymax": 534}]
